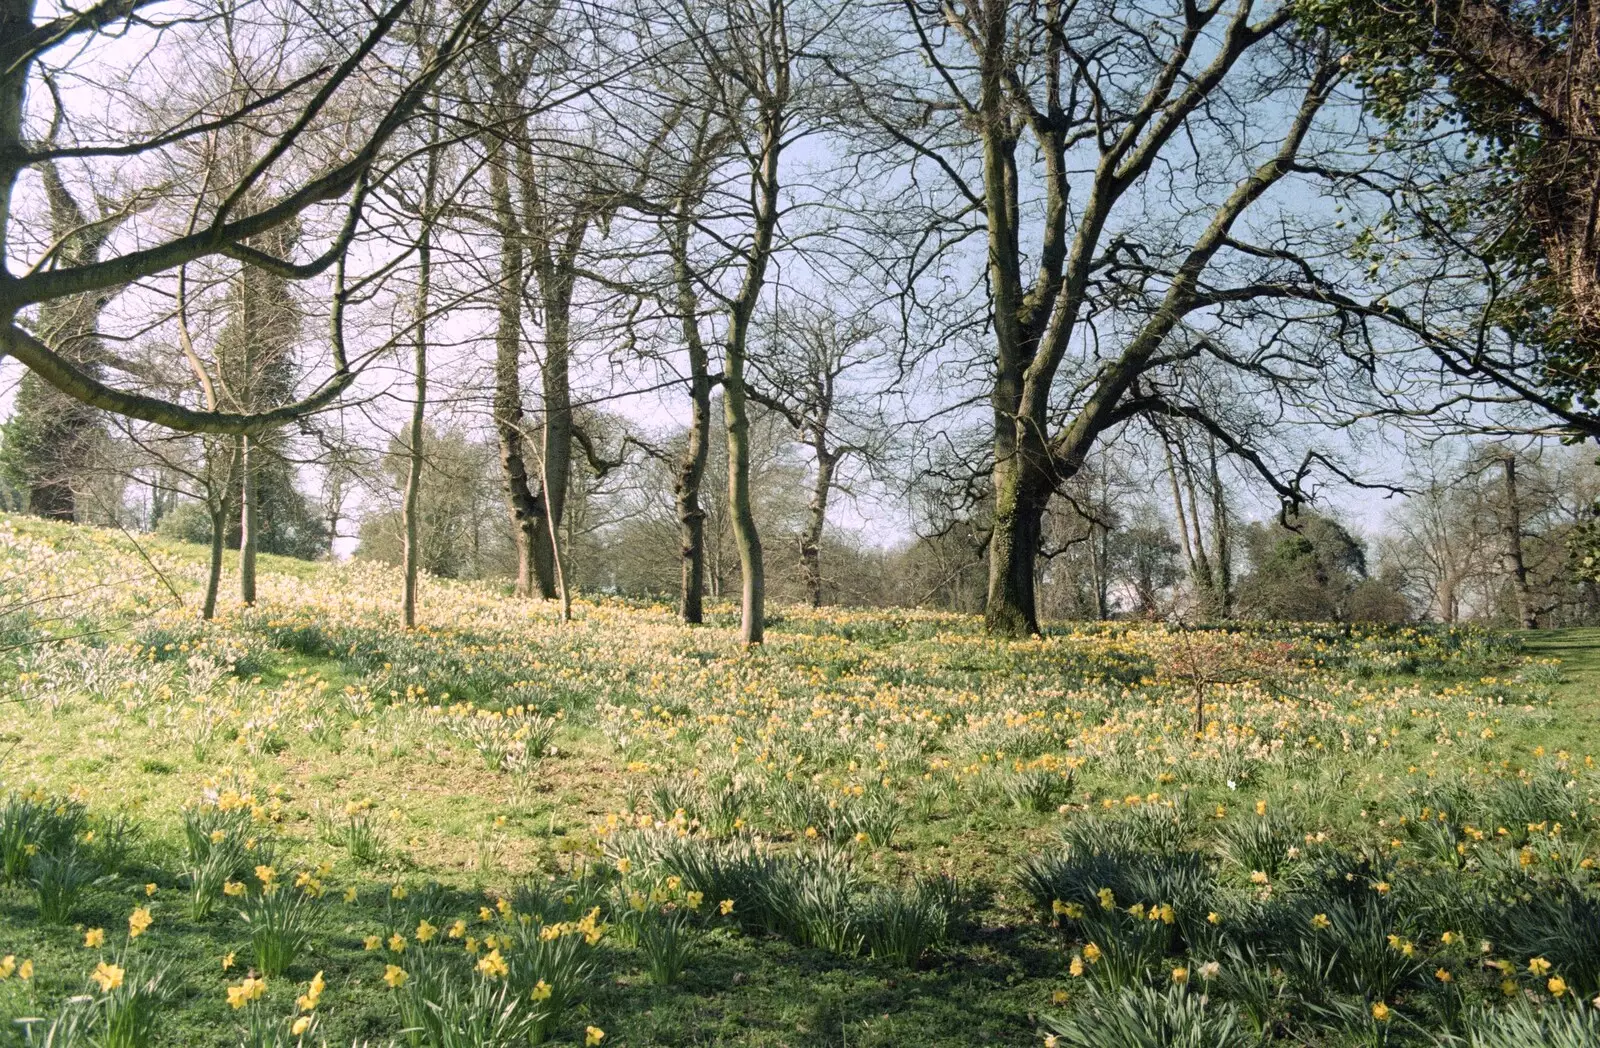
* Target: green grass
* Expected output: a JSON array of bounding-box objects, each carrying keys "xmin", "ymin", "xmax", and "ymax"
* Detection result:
[
  {"xmin": 1524, "ymin": 628, "xmax": 1600, "ymax": 748},
  {"xmin": 0, "ymin": 515, "xmax": 1597, "ymax": 1046}
]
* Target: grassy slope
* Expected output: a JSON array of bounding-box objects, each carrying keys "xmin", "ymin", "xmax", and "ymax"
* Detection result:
[
  {"xmin": 0, "ymin": 517, "xmax": 1598, "ymax": 1047},
  {"xmin": 0, "ymin": 522, "xmax": 1058, "ymax": 1047},
  {"xmin": 1525, "ymin": 628, "xmax": 1600, "ymax": 751}
]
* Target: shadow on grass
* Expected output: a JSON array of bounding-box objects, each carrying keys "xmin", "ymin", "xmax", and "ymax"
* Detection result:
[{"xmin": 586, "ymin": 919, "xmax": 1056, "ymax": 1047}]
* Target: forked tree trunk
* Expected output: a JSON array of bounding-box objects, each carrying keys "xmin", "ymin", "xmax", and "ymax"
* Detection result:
[
  {"xmin": 721, "ymin": 95, "xmax": 784, "ymax": 646},
  {"xmin": 486, "ymin": 148, "xmax": 553, "ymax": 599},
  {"xmin": 518, "ymin": 155, "xmax": 581, "ymax": 603},
  {"xmin": 1183, "ymin": 461, "xmax": 1216, "ymax": 607}
]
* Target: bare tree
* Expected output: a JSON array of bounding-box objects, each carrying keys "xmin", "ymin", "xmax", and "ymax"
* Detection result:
[
  {"xmin": 401, "ymin": 119, "xmax": 442, "ymax": 628},
  {"xmin": 0, "ymin": 0, "xmax": 494, "ymax": 434},
  {"xmin": 1158, "ymin": 425, "xmax": 1234, "ymax": 617},
  {"xmin": 851, "ymin": 1, "xmax": 1384, "ymax": 635},
  {"xmin": 750, "ymin": 305, "xmax": 893, "ymax": 607}
]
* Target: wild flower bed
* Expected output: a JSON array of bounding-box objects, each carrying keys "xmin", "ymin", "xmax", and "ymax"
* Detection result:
[{"xmin": 0, "ymin": 515, "xmax": 1593, "ymax": 1046}]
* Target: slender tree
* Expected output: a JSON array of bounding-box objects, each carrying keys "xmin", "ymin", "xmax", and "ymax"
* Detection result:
[
  {"xmin": 751, "ymin": 306, "xmax": 891, "ymax": 607},
  {"xmin": 401, "ymin": 127, "xmax": 441, "ymax": 628}
]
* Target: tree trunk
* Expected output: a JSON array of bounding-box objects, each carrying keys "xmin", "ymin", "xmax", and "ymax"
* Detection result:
[
  {"xmin": 1501, "ymin": 455, "xmax": 1536, "ymax": 628},
  {"xmin": 536, "ymin": 308, "xmax": 571, "ymax": 603},
  {"xmin": 723, "ymin": 351, "xmax": 764, "ymax": 644},
  {"xmin": 1437, "ymin": 571, "xmax": 1458, "ymax": 624},
  {"xmin": 486, "ymin": 150, "xmax": 552, "ymax": 599},
  {"xmin": 1093, "ymin": 524, "xmax": 1110, "ymax": 620},
  {"xmin": 800, "ymin": 445, "xmax": 836, "ymax": 607},
  {"xmin": 985, "ymin": 452, "xmax": 1048, "ymax": 636},
  {"xmin": 1207, "ymin": 439, "xmax": 1232, "ymax": 616},
  {"xmin": 671, "ymin": 217, "xmax": 712, "ymax": 625},
  {"xmin": 203, "ymin": 502, "xmax": 227, "ymax": 621},
  {"xmin": 542, "ymin": 434, "xmax": 572, "ymax": 622},
  {"xmin": 676, "ymin": 379, "xmax": 711, "ymax": 625},
  {"xmin": 721, "ymin": 97, "xmax": 784, "ymax": 646},
  {"xmin": 1165, "ymin": 441, "xmax": 1198, "ymax": 578},
  {"xmin": 976, "ymin": 27, "xmax": 1050, "ymax": 639},
  {"xmin": 239, "ymin": 435, "xmax": 257, "ymax": 606},
  {"xmin": 402, "ymin": 106, "xmax": 441, "ymax": 627},
  {"xmin": 401, "ymin": 227, "xmax": 430, "ymax": 630}
]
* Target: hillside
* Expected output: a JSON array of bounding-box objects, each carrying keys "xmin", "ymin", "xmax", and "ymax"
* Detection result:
[{"xmin": 0, "ymin": 515, "xmax": 1596, "ymax": 1046}]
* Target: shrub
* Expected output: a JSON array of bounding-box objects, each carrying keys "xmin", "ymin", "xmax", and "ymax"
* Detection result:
[
  {"xmin": 87, "ymin": 812, "xmax": 140, "ymax": 874},
  {"xmin": 40, "ymin": 952, "xmax": 174, "ymax": 1048},
  {"xmin": 768, "ymin": 846, "xmax": 862, "ymax": 954},
  {"xmin": 1072, "ymin": 910, "xmax": 1176, "ymax": 990},
  {"xmin": 393, "ymin": 949, "xmax": 546, "ymax": 1048},
  {"xmin": 1059, "ymin": 805, "xmax": 1193, "ymax": 860},
  {"xmin": 838, "ymin": 788, "xmax": 904, "ymax": 848},
  {"xmin": 1275, "ymin": 895, "xmax": 1425, "ymax": 1004},
  {"xmin": 182, "ymin": 804, "xmax": 272, "ymax": 920},
  {"xmin": 1484, "ymin": 886, "xmax": 1600, "ymax": 999},
  {"xmin": 1487, "ymin": 775, "xmax": 1590, "ymax": 846},
  {"xmin": 319, "ymin": 805, "xmax": 384, "ymax": 865},
  {"xmin": 764, "ymin": 778, "xmax": 832, "ymax": 838},
  {"xmin": 698, "ymin": 777, "xmax": 752, "ymax": 838},
  {"xmin": 1019, "ymin": 844, "xmax": 1215, "ymax": 940}
]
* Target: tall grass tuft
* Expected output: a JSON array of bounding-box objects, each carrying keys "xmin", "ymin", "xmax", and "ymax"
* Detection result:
[
  {"xmin": 240, "ymin": 884, "xmax": 320, "ymax": 977},
  {"xmin": 1042, "ymin": 984, "xmax": 1251, "ymax": 1048}
]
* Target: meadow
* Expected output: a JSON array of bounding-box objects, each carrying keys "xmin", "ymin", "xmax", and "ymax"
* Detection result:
[{"xmin": 0, "ymin": 515, "xmax": 1597, "ymax": 1047}]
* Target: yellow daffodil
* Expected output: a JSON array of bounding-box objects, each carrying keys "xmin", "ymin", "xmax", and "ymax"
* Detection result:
[{"xmin": 91, "ymin": 962, "xmax": 124, "ymax": 993}]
